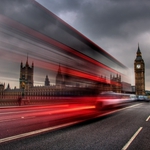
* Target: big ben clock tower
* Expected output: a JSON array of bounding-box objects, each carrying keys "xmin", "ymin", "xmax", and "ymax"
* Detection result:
[{"xmin": 134, "ymin": 44, "xmax": 145, "ymax": 95}]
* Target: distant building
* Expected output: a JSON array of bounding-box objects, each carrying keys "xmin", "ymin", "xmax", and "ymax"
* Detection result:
[
  {"xmin": 56, "ymin": 64, "xmax": 64, "ymax": 87},
  {"xmin": 0, "ymin": 61, "xmax": 125, "ymax": 101},
  {"xmin": 134, "ymin": 44, "xmax": 145, "ymax": 95},
  {"xmin": 131, "ymin": 86, "xmax": 135, "ymax": 93},
  {"xmin": 110, "ymin": 74, "xmax": 121, "ymax": 93},
  {"xmin": 145, "ymin": 90, "xmax": 150, "ymax": 96},
  {"xmin": 121, "ymin": 82, "xmax": 132, "ymax": 93},
  {"xmin": 45, "ymin": 75, "xmax": 50, "ymax": 86},
  {"xmin": 20, "ymin": 56, "xmax": 34, "ymax": 90},
  {"xmin": 0, "ymin": 83, "xmax": 4, "ymax": 99}
]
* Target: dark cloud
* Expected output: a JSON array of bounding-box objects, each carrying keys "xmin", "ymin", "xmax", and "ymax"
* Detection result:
[
  {"xmin": 36, "ymin": 0, "xmax": 82, "ymax": 13},
  {"xmin": 0, "ymin": 0, "xmax": 149, "ymax": 88},
  {"xmin": 36, "ymin": 0, "xmax": 150, "ymax": 88},
  {"xmin": 36, "ymin": 0, "xmax": 150, "ymax": 39}
]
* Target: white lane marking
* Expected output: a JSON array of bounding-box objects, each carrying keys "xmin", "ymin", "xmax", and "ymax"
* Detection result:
[
  {"xmin": 0, "ymin": 103, "xmax": 142, "ymax": 143},
  {"xmin": 146, "ymin": 116, "xmax": 150, "ymax": 121},
  {"xmin": 117, "ymin": 103, "xmax": 142, "ymax": 111},
  {"xmin": 0, "ymin": 121, "xmax": 82, "ymax": 144},
  {"xmin": 95, "ymin": 103, "xmax": 142, "ymax": 119},
  {"xmin": 121, "ymin": 127, "xmax": 143, "ymax": 150},
  {"xmin": 116, "ymin": 103, "xmax": 142, "ymax": 111}
]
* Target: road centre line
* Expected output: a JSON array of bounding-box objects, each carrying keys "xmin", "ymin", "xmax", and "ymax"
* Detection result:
[
  {"xmin": 146, "ymin": 115, "xmax": 150, "ymax": 121},
  {"xmin": 121, "ymin": 127, "xmax": 143, "ymax": 150},
  {"xmin": 122, "ymin": 103, "xmax": 142, "ymax": 109}
]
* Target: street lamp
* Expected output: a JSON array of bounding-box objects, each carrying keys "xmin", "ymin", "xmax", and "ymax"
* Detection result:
[{"xmin": 21, "ymin": 81, "xmax": 26, "ymax": 98}]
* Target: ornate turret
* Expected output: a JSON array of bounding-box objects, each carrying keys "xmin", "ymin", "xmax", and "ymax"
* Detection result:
[
  {"xmin": 26, "ymin": 54, "xmax": 29, "ymax": 67},
  {"xmin": 135, "ymin": 44, "xmax": 143, "ymax": 61},
  {"xmin": 19, "ymin": 55, "xmax": 34, "ymax": 89},
  {"xmin": 32, "ymin": 62, "xmax": 34, "ymax": 68},
  {"xmin": 45, "ymin": 75, "xmax": 50, "ymax": 86},
  {"xmin": 7, "ymin": 83, "xmax": 10, "ymax": 89},
  {"xmin": 21, "ymin": 61, "xmax": 23, "ymax": 68},
  {"xmin": 56, "ymin": 64, "xmax": 64, "ymax": 87},
  {"xmin": 0, "ymin": 83, "xmax": 4, "ymax": 99}
]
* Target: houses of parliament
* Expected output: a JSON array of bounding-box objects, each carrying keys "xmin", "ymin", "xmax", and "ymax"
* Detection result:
[{"xmin": 0, "ymin": 45, "xmax": 145, "ymax": 101}]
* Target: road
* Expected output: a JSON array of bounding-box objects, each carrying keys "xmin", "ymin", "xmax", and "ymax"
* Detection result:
[
  {"xmin": 0, "ymin": 103, "xmax": 97, "ymax": 139},
  {"xmin": 0, "ymin": 102, "xmax": 150, "ymax": 150}
]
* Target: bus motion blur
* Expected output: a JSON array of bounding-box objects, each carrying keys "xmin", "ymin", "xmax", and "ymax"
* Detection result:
[{"xmin": 95, "ymin": 91, "xmax": 137, "ymax": 111}]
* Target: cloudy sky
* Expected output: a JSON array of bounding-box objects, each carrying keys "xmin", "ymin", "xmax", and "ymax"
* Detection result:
[
  {"xmin": 35, "ymin": 0, "xmax": 150, "ymax": 89},
  {"xmin": 0, "ymin": 0, "xmax": 149, "ymax": 90}
]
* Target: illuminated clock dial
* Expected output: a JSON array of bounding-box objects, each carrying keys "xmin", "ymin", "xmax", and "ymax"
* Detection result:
[{"xmin": 136, "ymin": 64, "xmax": 141, "ymax": 69}]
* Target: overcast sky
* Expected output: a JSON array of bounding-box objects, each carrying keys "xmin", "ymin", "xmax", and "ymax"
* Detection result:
[
  {"xmin": 35, "ymin": 0, "xmax": 150, "ymax": 89},
  {"xmin": 0, "ymin": 0, "xmax": 149, "ymax": 90}
]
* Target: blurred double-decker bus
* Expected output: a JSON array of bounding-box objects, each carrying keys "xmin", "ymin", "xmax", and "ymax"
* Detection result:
[{"xmin": 0, "ymin": 0, "xmax": 130, "ymax": 105}]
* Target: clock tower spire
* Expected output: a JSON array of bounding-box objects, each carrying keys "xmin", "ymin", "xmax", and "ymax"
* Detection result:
[{"xmin": 134, "ymin": 44, "xmax": 145, "ymax": 95}]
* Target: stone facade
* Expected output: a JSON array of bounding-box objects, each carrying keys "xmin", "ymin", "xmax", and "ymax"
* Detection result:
[
  {"xmin": 134, "ymin": 45, "xmax": 145, "ymax": 95},
  {"xmin": 0, "ymin": 60, "xmax": 122, "ymax": 102},
  {"xmin": 20, "ymin": 56, "xmax": 34, "ymax": 90}
]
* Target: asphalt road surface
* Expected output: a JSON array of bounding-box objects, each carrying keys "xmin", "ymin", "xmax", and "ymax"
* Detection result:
[
  {"xmin": 0, "ymin": 102, "xmax": 150, "ymax": 150},
  {"xmin": 0, "ymin": 104, "xmax": 96, "ymax": 138}
]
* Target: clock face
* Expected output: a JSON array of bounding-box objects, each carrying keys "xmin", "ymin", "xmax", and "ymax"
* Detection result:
[{"xmin": 136, "ymin": 64, "xmax": 141, "ymax": 69}]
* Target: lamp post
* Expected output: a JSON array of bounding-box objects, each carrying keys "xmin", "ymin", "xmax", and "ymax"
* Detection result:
[{"xmin": 21, "ymin": 81, "xmax": 26, "ymax": 98}]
